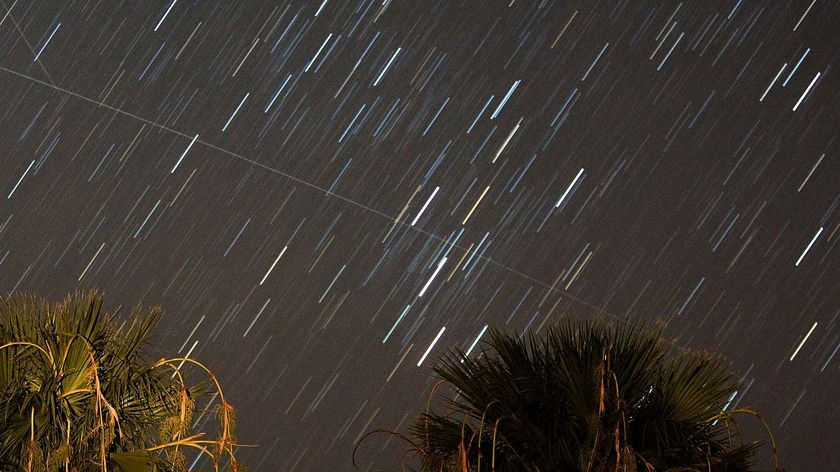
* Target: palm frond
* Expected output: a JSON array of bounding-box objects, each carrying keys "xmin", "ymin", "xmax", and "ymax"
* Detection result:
[
  {"xmin": 0, "ymin": 290, "xmax": 242, "ymax": 471},
  {"xmin": 409, "ymin": 317, "xmax": 780, "ymax": 472}
]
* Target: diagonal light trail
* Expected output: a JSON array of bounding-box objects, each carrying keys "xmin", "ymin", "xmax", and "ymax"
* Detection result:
[{"xmin": 0, "ymin": 63, "xmax": 610, "ymax": 315}]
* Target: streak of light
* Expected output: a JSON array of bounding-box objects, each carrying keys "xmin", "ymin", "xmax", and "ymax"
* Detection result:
[
  {"xmin": 780, "ymin": 388, "xmax": 807, "ymax": 426},
  {"xmin": 411, "ymin": 186, "xmax": 440, "ymax": 226},
  {"xmin": 383, "ymin": 304, "xmax": 411, "ymax": 343},
  {"xmin": 172, "ymin": 340, "xmax": 197, "ymax": 378},
  {"xmin": 656, "ymin": 34, "xmax": 682, "ymax": 71},
  {"xmin": 759, "ymin": 63, "xmax": 787, "ymax": 101},
  {"xmin": 351, "ymin": 406, "xmax": 382, "ymax": 446},
  {"xmin": 446, "ymin": 243, "xmax": 473, "ymax": 280},
  {"xmin": 462, "ymin": 233, "xmax": 489, "ymax": 271},
  {"xmin": 118, "ymin": 124, "xmax": 146, "ymax": 162},
  {"xmin": 792, "ymin": 72, "xmax": 820, "ymax": 111},
  {"xmin": 562, "ymin": 244, "xmax": 590, "ymax": 282},
  {"xmin": 373, "ymin": 47, "xmax": 401, "ymax": 86},
  {"xmin": 0, "ymin": 1, "xmax": 18, "ymax": 29},
  {"xmin": 7, "ymin": 160, "xmax": 34, "ymax": 198},
  {"xmin": 538, "ymin": 271, "xmax": 565, "ymax": 307},
  {"xmin": 492, "ymin": 118, "xmax": 522, "ymax": 163},
  {"xmin": 265, "ymin": 74, "xmax": 292, "ymax": 112},
  {"xmin": 305, "ymin": 33, "xmax": 333, "ymax": 72},
  {"xmin": 307, "ymin": 235, "xmax": 334, "ymax": 273},
  {"xmin": 584, "ymin": 42, "xmax": 609, "ymax": 78},
  {"xmin": 462, "ymin": 186, "xmax": 490, "ymax": 224},
  {"xmin": 538, "ymin": 296, "xmax": 564, "ymax": 333},
  {"xmin": 339, "ymin": 106, "xmax": 365, "ymax": 143},
  {"xmin": 189, "ymin": 451, "xmax": 205, "ymax": 471},
  {"xmin": 319, "ymin": 265, "xmax": 346, "ymax": 303},
  {"xmin": 795, "ymin": 226, "xmax": 823, "ymax": 266},
  {"xmin": 650, "ymin": 22, "xmax": 676, "ymax": 60},
  {"xmin": 727, "ymin": 0, "xmax": 743, "ymax": 19},
  {"xmin": 565, "ymin": 251, "xmax": 593, "ymax": 290},
  {"xmin": 463, "ymin": 325, "xmax": 488, "ymax": 359},
  {"xmin": 552, "ymin": 88, "xmax": 578, "ymax": 126},
  {"xmin": 723, "ymin": 390, "xmax": 737, "ymax": 410},
  {"xmin": 133, "ymin": 200, "xmax": 162, "ymax": 238},
  {"xmin": 34, "ymin": 22, "xmax": 60, "ymax": 61},
  {"xmin": 335, "ymin": 32, "xmax": 380, "ymax": 97},
  {"xmin": 224, "ymin": 218, "xmax": 250, "ymax": 257},
  {"xmin": 789, "ymin": 322, "xmax": 818, "ymax": 361},
  {"xmin": 466, "ymin": 95, "xmax": 493, "ymax": 134},
  {"xmin": 418, "ymin": 257, "xmax": 447, "ymax": 297},
  {"xmin": 243, "ymin": 299, "xmax": 271, "ymax": 337},
  {"xmin": 798, "ymin": 153, "xmax": 824, "ymax": 192},
  {"xmin": 677, "ymin": 277, "xmax": 705, "ymax": 315},
  {"xmin": 551, "ymin": 10, "xmax": 577, "ymax": 48},
  {"xmin": 154, "ymin": 0, "xmax": 177, "ymax": 32},
  {"xmin": 821, "ymin": 342, "xmax": 840, "ymax": 372},
  {"xmin": 232, "ymin": 37, "xmax": 260, "ymax": 76},
  {"xmin": 171, "ymin": 134, "xmax": 199, "ymax": 173},
  {"xmin": 174, "ymin": 21, "xmax": 201, "ymax": 61},
  {"xmin": 178, "ymin": 315, "xmax": 205, "ymax": 353},
  {"xmin": 783, "ymin": 48, "xmax": 810, "ymax": 87},
  {"xmin": 417, "ymin": 327, "xmax": 446, "ymax": 367},
  {"xmin": 441, "ymin": 227, "xmax": 465, "ymax": 260},
  {"xmin": 382, "ymin": 186, "xmax": 420, "ymax": 242},
  {"xmin": 655, "ymin": 3, "xmax": 682, "ymax": 41},
  {"xmin": 259, "ymin": 246, "xmax": 288, "ymax": 285},
  {"xmin": 712, "ymin": 389, "xmax": 739, "ymax": 426},
  {"xmin": 793, "ymin": 0, "xmax": 816, "ymax": 31},
  {"xmin": 222, "ymin": 93, "xmax": 250, "ymax": 131},
  {"xmin": 555, "ymin": 168, "xmax": 584, "ymax": 208},
  {"xmin": 169, "ymin": 168, "xmax": 196, "ymax": 207},
  {"xmin": 285, "ymin": 377, "xmax": 311, "ymax": 415},
  {"xmin": 491, "ymin": 80, "xmax": 520, "ymax": 119},
  {"xmin": 78, "ymin": 242, "xmax": 105, "ymax": 281},
  {"xmin": 246, "ymin": 335, "xmax": 273, "ymax": 372},
  {"xmin": 315, "ymin": 0, "xmax": 329, "ymax": 16},
  {"xmin": 423, "ymin": 97, "xmax": 450, "ymax": 136},
  {"xmin": 386, "ymin": 345, "xmax": 413, "ymax": 382}
]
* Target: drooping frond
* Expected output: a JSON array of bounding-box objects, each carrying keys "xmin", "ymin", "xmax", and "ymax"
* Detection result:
[{"xmin": 0, "ymin": 290, "xmax": 241, "ymax": 472}]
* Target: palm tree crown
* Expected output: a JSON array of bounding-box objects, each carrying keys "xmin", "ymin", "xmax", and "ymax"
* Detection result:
[
  {"xmin": 0, "ymin": 291, "xmax": 239, "ymax": 472},
  {"xmin": 411, "ymin": 319, "xmax": 777, "ymax": 472}
]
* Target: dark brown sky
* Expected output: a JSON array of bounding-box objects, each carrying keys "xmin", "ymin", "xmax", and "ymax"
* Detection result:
[{"xmin": 0, "ymin": 0, "xmax": 838, "ymax": 469}]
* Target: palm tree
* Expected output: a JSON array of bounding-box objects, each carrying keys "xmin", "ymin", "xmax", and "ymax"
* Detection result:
[
  {"xmin": 0, "ymin": 291, "xmax": 240, "ymax": 472},
  {"xmin": 409, "ymin": 319, "xmax": 780, "ymax": 472}
]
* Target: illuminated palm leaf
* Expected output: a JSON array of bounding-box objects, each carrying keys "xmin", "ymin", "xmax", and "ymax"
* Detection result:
[{"xmin": 0, "ymin": 291, "xmax": 240, "ymax": 472}]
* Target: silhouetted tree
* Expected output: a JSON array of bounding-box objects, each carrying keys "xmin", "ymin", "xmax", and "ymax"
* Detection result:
[{"xmin": 408, "ymin": 319, "xmax": 780, "ymax": 472}]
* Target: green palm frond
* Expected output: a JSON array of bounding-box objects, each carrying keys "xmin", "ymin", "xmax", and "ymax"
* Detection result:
[{"xmin": 0, "ymin": 290, "xmax": 242, "ymax": 472}]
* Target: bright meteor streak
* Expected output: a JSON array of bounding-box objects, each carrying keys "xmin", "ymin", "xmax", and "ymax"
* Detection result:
[{"xmin": 417, "ymin": 326, "xmax": 446, "ymax": 366}]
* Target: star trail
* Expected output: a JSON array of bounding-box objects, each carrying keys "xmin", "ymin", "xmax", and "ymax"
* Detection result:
[{"xmin": 0, "ymin": 1, "xmax": 838, "ymax": 470}]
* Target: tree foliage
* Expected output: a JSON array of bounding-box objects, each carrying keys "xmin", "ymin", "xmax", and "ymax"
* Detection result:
[
  {"xmin": 408, "ymin": 319, "xmax": 780, "ymax": 472},
  {"xmin": 0, "ymin": 291, "xmax": 241, "ymax": 472}
]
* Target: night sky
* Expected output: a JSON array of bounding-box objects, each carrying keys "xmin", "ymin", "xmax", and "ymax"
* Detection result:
[{"xmin": 0, "ymin": 0, "xmax": 838, "ymax": 469}]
